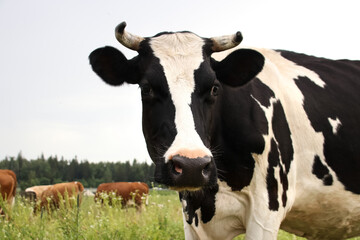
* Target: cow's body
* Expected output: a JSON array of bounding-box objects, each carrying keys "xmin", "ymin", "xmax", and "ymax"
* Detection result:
[
  {"xmin": 39, "ymin": 181, "xmax": 84, "ymax": 211},
  {"xmin": 89, "ymin": 22, "xmax": 360, "ymax": 239},
  {"xmin": 95, "ymin": 182, "xmax": 149, "ymax": 207},
  {"xmin": 0, "ymin": 169, "xmax": 17, "ymax": 214},
  {"xmin": 25, "ymin": 185, "xmax": 51, "ymax": 202},
  {"xmin": 181, "ymin": 48, "xmax": 360, "ymax": 240}
]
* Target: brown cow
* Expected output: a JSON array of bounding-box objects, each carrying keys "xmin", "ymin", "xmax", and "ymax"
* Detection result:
[
  {"xmin": 39, "ymin": 181, "xmax": 84, "ymax": 211},
  {"xmin": 95, "ymin": 182, "xmax": 149, "ymax": 208},
  {"xmin": 25, "ymin": 185, "xmax": 51, "ymax": 202},
  {"xmin": 0, "ymin": 169, "xmax": 17, "ymax": 215}
]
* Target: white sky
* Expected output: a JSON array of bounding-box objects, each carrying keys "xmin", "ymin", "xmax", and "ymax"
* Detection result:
[{"xmin": 0, "ymin": 0, "xmax": 359, "ymax": 163}]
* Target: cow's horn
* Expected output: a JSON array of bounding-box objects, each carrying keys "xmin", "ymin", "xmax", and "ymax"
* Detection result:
[
  {"xmin": 210, "ymin": 31, "xmax": 243, "ymax": 52},
  {"xmin": 115, "ymin": 22, "xmax": 144, "ymax": 51}
]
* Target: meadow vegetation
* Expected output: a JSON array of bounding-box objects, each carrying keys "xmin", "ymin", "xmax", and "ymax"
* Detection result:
[
  {"xmin": 0, "ymin": 189, "xmax": 184, "ymax": 240},
  {"xmin": 0, "ymin": 190, "xmax": 358, "ymax": 240}
]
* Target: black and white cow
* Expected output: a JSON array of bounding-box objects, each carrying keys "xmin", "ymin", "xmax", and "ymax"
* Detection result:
[{"xmin": 89, "ymin": 22, "xmax": 360, "ymax": 239}]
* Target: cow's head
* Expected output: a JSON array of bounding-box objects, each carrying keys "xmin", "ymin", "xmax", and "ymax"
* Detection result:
[{"xmin": 90, "ymin": 22, "xmax": 263, "ymax": 191}]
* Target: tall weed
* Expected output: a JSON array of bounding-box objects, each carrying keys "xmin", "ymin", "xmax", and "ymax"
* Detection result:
[{"xmin": 1, "ymin": 190, "xmax": 359, "ymax": 239}]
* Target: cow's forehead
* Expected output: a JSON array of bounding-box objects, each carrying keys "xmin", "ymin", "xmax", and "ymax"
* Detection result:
[
  {"xmin": 148, "ymin": 32, "xmax": 206, "ymax": 92},
  {"xmin": 149, "ymin": 32, "xmax": 212, "ymax": 161},
  {"xmin": 149, "ymin": 32, "xmax": 205, "ymax": 57}
]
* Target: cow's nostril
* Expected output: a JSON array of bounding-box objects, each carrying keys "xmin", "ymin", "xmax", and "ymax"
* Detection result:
[
  {"xmin": 173, "ymin": 162, "xmax": 183, "ymax": 175},
  {"xmin": 202, "ymin": 163, "xmax": 211, "ymax": 177}
]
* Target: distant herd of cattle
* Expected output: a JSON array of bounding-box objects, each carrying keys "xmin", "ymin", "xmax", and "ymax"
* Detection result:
[{"xmin": 0, "ymin": 169, "xmax": 149, "ymax": 214}]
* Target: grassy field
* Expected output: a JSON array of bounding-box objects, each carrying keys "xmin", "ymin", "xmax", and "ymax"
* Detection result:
[{"xmin": 0, "ymin": 190, "xmax": 357, "ymax": 239}]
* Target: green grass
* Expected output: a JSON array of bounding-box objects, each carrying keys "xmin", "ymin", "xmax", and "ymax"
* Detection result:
[
  {"xmin": 0, "ymin": 189, "xmax": 184, "ymax": 240},
  {"xmin": 0, "ymin": 190, "xmax": 359, "ymax": 239}
]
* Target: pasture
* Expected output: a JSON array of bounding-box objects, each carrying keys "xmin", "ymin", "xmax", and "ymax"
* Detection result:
[{"xmin": 0, "ymin": 189, "xmax": 358, "ymax": 240}]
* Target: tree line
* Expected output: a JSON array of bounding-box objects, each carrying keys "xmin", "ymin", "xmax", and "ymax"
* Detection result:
[{"xmin": 0, "ymin": 153, "xmax": 156, "ymax": 190}]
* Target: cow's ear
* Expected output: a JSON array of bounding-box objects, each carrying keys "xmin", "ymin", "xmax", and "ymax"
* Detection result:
[
  {"xmin": 211, "ymin": 49, "xmax": 265, "ymax": 87},
  {"xmin": 89, "ymin": 46, "xmax": 140, "ymax": 86}
]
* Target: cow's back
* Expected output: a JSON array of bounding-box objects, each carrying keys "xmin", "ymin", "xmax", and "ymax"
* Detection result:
[{"xmin": 278, "ymin": 51, "xmax": 360, "ymax": 185}]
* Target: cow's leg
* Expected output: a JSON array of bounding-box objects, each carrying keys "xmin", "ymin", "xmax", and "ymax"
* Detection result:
[
  {"xmin": 182, "ymin": 212, "xmax": 199, "ymax": 240},
  {"xmin": 245, "ymin": 217, "xmax": 280, "ymax": 240},
  {"xmin": 243, "ymin": 191, "xmax": 288, "ymax": 240},
  {"xmin": 243, "ymin": 178, "xmax": 288, "ymax": 239},
  {"xmin": 10, "ymin": 196, "xmax": 15, "ymax": 207},
  {"xmin": 184, "ymin": 225, "xmax": 199, "ymax": 240}
]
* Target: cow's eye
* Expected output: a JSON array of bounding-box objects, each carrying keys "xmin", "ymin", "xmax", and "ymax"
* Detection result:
[{"xmin": 211, "ymin": 85, "xmax": 219, "ymax": 96}]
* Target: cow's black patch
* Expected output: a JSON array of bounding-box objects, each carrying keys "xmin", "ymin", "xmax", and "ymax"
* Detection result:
[
  {"xmin": 210, "ymin": 79, "xmax": 276, "ymax": 191},
  {"xmin": 267, "ymin": 139, "xmax": 280, "ymax": 211},
  {"xmin": 279, "ymin": 50, "xmax": 360, "ymax": 194},
  {"xmin": 179, "ymin": 184, "xmax": 218, "ymax": 225},
  {"xmin": 272, "ymin": 101, "xmax": 293, "ymax": 173},
  {"xmin": 312, "ymin": 155, "xmax": 333, "ymax": 186},
  {"xmin": 250, "ymin": 78, "xmax": 276, "ymax": 109},
  {"xmin": 194, "ymin": 213, "xmax": 199, "ymax": 227},
  {"xmin": 279, "ymin": 165, "xmax": 288, "ymax": 207},
  {"xmin": 208, "ymin": 76, "xmax": 277, "ymax": 192},
  {"xmin": 272, "ymin": 101, "xmax": 292, "ymax": 206}
]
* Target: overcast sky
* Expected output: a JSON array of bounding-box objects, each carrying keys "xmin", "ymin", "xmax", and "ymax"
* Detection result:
[{"xmin": 1, "ymin": 0, "xmax": 359, "ymax": 163}]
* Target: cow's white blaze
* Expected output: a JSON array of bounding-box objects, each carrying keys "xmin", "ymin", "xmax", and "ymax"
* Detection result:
[{"xmin": 150, "ymin": 33, "xmax": 212, "ymax": 162}]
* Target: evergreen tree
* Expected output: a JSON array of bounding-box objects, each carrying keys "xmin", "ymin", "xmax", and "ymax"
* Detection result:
[{"xmin": 0, "ymin": 152, "xmax": 157, "ymax": 190}]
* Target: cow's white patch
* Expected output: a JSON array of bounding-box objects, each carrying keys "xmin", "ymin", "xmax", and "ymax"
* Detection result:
[
  {"xmin": 328, "ymin": 117, "xmax": 342, "ymax": 134},
  {"xmin": 150, "ymin": 33, "xmax": 212, "ymax": 161},
  {"xmin": 184, "ymin": 180, "xmax": 249, "ymax": 240},
  {"xmin": 181, "ymin": 199, "xmax": 190, "ymax": 222}
]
